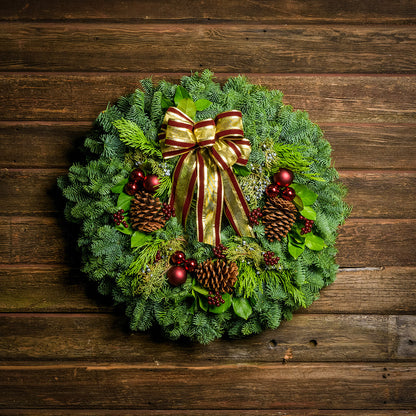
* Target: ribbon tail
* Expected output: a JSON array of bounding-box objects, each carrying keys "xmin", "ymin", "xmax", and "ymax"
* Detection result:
[
  {"xmin": 170, "ymin": 151, "xmax": 197, "ymax": 227},
  {"xmin": 196, "ymin": 148, "xmax": 223, "ymax": 246},
  {"xmin": 221, "ymin": 166, "xmax": 254, "ymax": 239}
]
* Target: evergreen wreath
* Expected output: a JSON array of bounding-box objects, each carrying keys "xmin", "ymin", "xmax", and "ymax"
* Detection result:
[{"xmin": 58, "ymin": 70, "xmax": 349, "ymax": 344}]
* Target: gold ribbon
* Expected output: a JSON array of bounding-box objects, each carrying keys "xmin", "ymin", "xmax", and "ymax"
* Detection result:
[{"xmin": 159, "ymin": 107, "xmax": 254, "ymax": 246}]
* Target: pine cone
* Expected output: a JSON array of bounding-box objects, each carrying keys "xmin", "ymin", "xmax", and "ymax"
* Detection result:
[
  {"xmin": 129, "ymin": 191, "xmax": 166, "ymax": 233},
  {"xmin": 262, "ymin": 197, "xmax": 297, "ymax": 242},
  {"xmin": 195, "ymin": 259, "xmax": 238, "ymax": 294}
]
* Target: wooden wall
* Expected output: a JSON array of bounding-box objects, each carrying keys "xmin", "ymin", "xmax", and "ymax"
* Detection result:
[{"xmin": 0, "ymin": 1, "xmax": 415, "ymax": 414}]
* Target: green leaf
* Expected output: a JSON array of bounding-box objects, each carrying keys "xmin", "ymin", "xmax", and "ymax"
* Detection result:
[
  {"xmin": 291, "ymin": 183, "xmax": 318, "ymax": 206},
  {"xmin": 288, "ymin": 235, "xmax": 305, "ymax": 259},
  {"xmin": 193, "ymin": 285, "xmax": 209, "ymax": 296},
  {"xmin": 195, "ymin": 99, "xmax": 212, "ymax": 111},
  {"xmin": 305, "ymin": 232, "xmax": 327, "ymax": 251},
  {"xmin": 161, "ymin": 96, "xmax": 174, "ymax": 109},
  {"xmin": 174, "ymin": 86, "xmax": 191, "ymax": 105},
  {"xmin": 111, "ymin": 178, "xmax": 129, "ymax": 194},
  {"xmin": 198, "ymin": 295, "xmax": 208, "ymax": 312},
  {"xmin": 232, "ymin": 297, "xmax": 253, "ymax": 320},
  {"xmin": 115, "ymin": 223, "xmax": 133, "ymax": 235},
  {"xmin": 117, "ymin": 192, "xmax": 133, "ymax": 211},
  {"xmin": 233, "ymin": 164, "xmax": 251, "ymax": 177},
  {"xmin": 293, "ymin": 195, "xmax": 304, "ymax": 211},
  {"xmin": 131, "ymin": 231, "xmax": 152, "ymax": 248},
  {"xmin": 177, "ymin": 98, "xmax": 196, "ymax": 120},
  {"xmin": 299, "ymin": 206, "xmax": 317, "ymax": 221},
  {"xmin": 209, "ymin": 292, "xmax": 232, "ymax": 314}
]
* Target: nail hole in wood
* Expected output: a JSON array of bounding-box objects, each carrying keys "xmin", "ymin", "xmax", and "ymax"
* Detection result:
[
  {"xmin": 309, "ymin": 339, "xmax": 317, "ymax": 347},
  {"xmin": 409, "ymin": 339, "xmax": 414, "ymax": 345},
  {"xmin": 269, "ymin": 339, "xmax": 278, "ymax": 348}
]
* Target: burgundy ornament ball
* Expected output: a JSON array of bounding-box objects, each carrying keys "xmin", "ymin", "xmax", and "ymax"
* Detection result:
[
  {"xmin": 273, "ymin": 168, "xmax": 294, "ymax": 187},
  {"xmin": 266, "ymin": 184, "xmax": 280, "ymax": 199},
  {"xmin": 124, "ymin": 181, "xmax": 138, "ymax": 196},
  {"xmin": 281, "ymin": 186, "xmax": 296, "ymax": 201},
  {"xmin": 167, "ymin": 265, "xmax": 187, "ymax": 286},
  {"xmin": 130, "ymin": 169, "xmax": 145, "ymax": 184},
  {"xmin": 184, "ymin": 258, "xmax": 197, "ymax": 273},
  {"xmin": 143, "ymin": 174, "xmax": 160, "ymax": 193},
  {"xmin": 171, "ymin": 250, "xmax": 186, "ymax": 265}
]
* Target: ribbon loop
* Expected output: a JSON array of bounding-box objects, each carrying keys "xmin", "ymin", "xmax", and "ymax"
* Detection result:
[{"xmin": 160, "ymin": 107, "xmax": 254, "ymax": 245}]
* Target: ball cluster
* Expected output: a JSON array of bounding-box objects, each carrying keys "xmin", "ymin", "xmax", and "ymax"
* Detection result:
[
  {"xmin": 213, "ymin": 244, "xmax": 227, "ymax": 259},
  {"xmin": 113, "ymin": 209, "xmax": 128, "ymax": 228},
  {"xmin": 263, "ymin": 250, "xmax": 280, "ymax": 266},
  {"xmin": 299, "ymin": 215, "xmax": 314, "ymax": 234},
  {"xmin": 208, "ymin": 291, "xmax": 226, "ymax": 307}
]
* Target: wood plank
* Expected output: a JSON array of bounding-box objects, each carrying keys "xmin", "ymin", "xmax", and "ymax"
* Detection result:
[
  {"xmin": 1, "ymin": 0, "xmax": 415, "ymax": 24},
  {"xmin": 0, "ymin": 314, "xmax": 414, "ymax": 362},
  {"xmin": 1, "ymin": 122, "xmax": 416, "ymax": 170},
  {"xmin": 0, "ymin": 411, "xmax": 414, "ymax": 416},
  {"xmin": 0, "ymin": 23, "xmax": 415, "ymax": 73},
  {"xmin": 1, "ymin": 169, "xmax": 415, "ymax": 218},
  {"xmin": 1, "ymin": 266, "xmax": 415, "ymax": 314},
  {"xmin": 0, "ymin": 362, "xmax": 414, "ymax": 409},
  {"xmin": 0, "ymin": 122, "xmax": 90, "ymax": 169},
  {"xmin": 0, "ymin": 217, "xmax": 414, "ymax": 267},
  {"xmin": 1, "ymin": 73, "xmax": 414, "ymax": 124}
]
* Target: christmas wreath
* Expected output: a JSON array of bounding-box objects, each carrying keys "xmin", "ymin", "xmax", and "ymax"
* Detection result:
[{"xmin": 58, "ymin": 70, "xmax": 349, "ymax": 343}]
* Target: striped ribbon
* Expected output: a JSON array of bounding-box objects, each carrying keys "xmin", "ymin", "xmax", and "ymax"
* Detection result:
[{"xmin": 159, "ymin": 107, "xmax": 254, "ymax": 246}]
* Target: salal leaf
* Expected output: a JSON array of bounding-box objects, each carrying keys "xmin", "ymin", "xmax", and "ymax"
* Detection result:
[
  {"xmin": 305, "ymin": 233, "xmax": 327, "ymax": 251},
  {"xmin": 233, "ymin": 164, "xmax": 251, "ymax": 177},
  {"xmin": 232, "ymin": 297, "xmax": 253, "ymax": 320},
  {"xmin": 293, "ymin": 195, "xmax": 304, "ymax": 211},
  {"xmin": 131, "ymin": 231, "xmax": 152, "ymax": 248},
  {"xmin": 288, "ymin": 234, "xmax": 305, "ymax": 259},
  {"xmin": 174, "ymin": 86, "xmax": 191, "ymax": 105},
  {"xmin": 195, "ymin": 99, "xmax": 212, "ymax": 111},
  {"xmin": 209, "ymin": 292, "xmax": 232, "ymax": 314},
  {"xmin": 111, "ymin": 178, "xmax": 128, "ymax": 194},
  {"xmin": 291, "ymin": 183, "xmax": 318, "ymax": 206},
  {"xmin": 177, "ymin": 98, "xmax": 196, "ymax": 120},
  {"xmin": 117, "ymin": 192, "xmax": 133, "ymax": 211},
  {"xmin": 299, "ymin": 206, "xmax": 317, "ymax": 221}
]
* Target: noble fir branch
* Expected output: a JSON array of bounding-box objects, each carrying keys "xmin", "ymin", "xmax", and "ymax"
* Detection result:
[
  {"xmin": 267, "ymin": 269, "xmax": 307, "ymax": 308},
  {"xmin": 113, "ymin": 118, "xmax": 162, "ymax": 158}
]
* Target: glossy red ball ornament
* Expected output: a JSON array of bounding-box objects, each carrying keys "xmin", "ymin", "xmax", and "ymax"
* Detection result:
[
  {"xmin": 184, "ymin": 258, "xmax": 197, "ymax": 273},
  {"xmin": 124, "ymin": 181, "xmax": 138, "ymax": 196},
  {"xmin": 281, "ymin": 186, "xmax": 296, "ymax": 201},
  {"xmin": 130, "ymin": 169, "xmax": 145, "ymax": 184},
  {"xmin": 143, "ymin": 174, "xmax": 160, "ymax": 193},
  {"xmin": 167, "ymin": 265, "xmax": 187, "ymax": 286},
  {"xmin": 171, "ymin": 250, "xmax": 186, "ymax": 265},
  {"xmin": 266, "ymin": 184, "xmax": 280, "ymax": 198},
  {"xmin": 273, "ymin": 168, "xmax": 294, "ymax": 187}
]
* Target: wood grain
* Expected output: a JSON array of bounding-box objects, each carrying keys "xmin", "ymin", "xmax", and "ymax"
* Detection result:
[
  {"xmin": 0, "ymin": 362, "xmax": 414, "ymax": 409},
  {"xmin": 0, "ymin": 313, "xmax": 414, "ymax": 362},
  {"xmin": 0, "ymin": 411, "xmax": 414, "ymax": 416},
  {"xmin": 1, "ymin": 266, "xmax": 415, "ymax": 314},
  {"xmin": 0, "ymin": 217, "xmax": 414, "ymax": 267},
  {"xmin": 2, "ymin": 73, "xmax": 414, "ymax": 123},
  {"xmin": 1, "ymin": 23, "xmax": 415, "ymax": 73},
  {"xmin": 1, "ymin": 0, "xmax": 415, "ymax": 24},
  {"xmin": 1, "ymin": 168, "xmax": 414, "ymax": 218},
  {"xmin": 1, "ymin": 122, "xmax": 416, "ymax": 170}
]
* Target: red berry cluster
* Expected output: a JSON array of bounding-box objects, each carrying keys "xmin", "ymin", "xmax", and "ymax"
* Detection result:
[
  {"xmin": 124, "ymin": 168, "xmax": 145, "ymax": 196},
  {"xmin": 154, "ymin": 250, "xmax": 161, "ymax": 263},
  {"xmin": 208, "ymin": 291, "xmax": 226, "ymax": 307},
  {"xmin": 263, "ymin": 251, "xmax": 280, "ymax": 266},
  {"xmin": 299, "ymin": 215, "xmax": 314, "ymax": 234},
  {"xmin": 213, "ymin": 244, "xmax": 227, "ymax": 259},
  {"xmin": 248, "ymin": 208, "xmax": 263, "ymax": 225},
  {"xmin": 162, "ymin": 202, "xmax": 176, "ymax": 220},
  {"xmin": 113, "ymin": 209, "xmax": 128, "ymax": 228}
]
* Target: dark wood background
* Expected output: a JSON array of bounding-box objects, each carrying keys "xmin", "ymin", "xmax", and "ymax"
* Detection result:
[{"xmin": 0, "ymin": 1, "xmax": 415, "ymax": 414}]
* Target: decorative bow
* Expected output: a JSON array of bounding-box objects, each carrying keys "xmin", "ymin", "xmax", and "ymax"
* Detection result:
[{"xmin": 159, "ymin": 107, "xmax": 254, "ymax": 246}]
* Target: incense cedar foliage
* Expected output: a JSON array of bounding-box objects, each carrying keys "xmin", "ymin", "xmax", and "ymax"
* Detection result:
[{"xmin": 58, "ymin": 70, "xmax": 349, "ymax": 344}]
